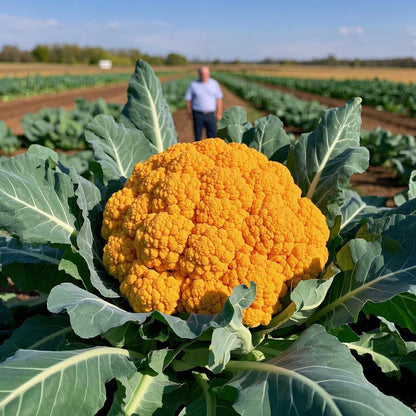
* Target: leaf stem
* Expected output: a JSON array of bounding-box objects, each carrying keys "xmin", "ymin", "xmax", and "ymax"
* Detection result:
[
  {"xmin": 193, "ymin": 372, "xmax": 216, "ymax": 416},
  {"xmin": 304, "ymin": 264, "xmax": 415, "ymax": 327},
  {"xmin": 225, "ymin": 360, "xmax": 343, "ymax": 416},
  {"xmin": 253, "ymin": 302, "xmax": 296, "ymax": 337},
  {"xmin": 124, "ymin": 374, "xmax": 153, "ymax": 416}
]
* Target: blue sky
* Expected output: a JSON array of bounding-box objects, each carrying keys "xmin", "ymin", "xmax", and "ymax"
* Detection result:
[{"xmin": 1, "ymin": 0, "xmax": 416, "ymax": 61}]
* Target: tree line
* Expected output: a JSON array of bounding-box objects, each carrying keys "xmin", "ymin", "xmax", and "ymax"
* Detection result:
[
  {"xmin": 0, "ymin": 44, "xmax": 188, "ymax": 66},
  {"xmin": 260, "ymin": 54, "xmax": 416, "ymax": 68},
  {"xmin": 1, "ymin": 45, "xmax": 415, "ymax": 68}
]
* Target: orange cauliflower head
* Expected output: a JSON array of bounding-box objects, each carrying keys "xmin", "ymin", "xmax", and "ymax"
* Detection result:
[{"xmin": 102, "ymin": 139, "xmax": 329, "ymax": 327}]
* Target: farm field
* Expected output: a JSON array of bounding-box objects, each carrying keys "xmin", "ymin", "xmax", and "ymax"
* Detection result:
[
  {"xmin": 0, "ymin": 62, "xmax": 196, "ymax": 78},
  {"xmin": 2, "ymin": 60, "xmax": 416, "ymax": 414},
  {"xmin": 227, "ymin": 63, "xmax": 416, "ymax": 83},
  {"xmin": 2, "ymin": 62, "xmax": 416, "ymax": 82},
  {"xmin": 0, "ymin": 67, "xmax": 414, "ymax": 204},
  {"xmin": 0, "ymin": 78, "xmax": 409, "ymax": 204},
  {"xmin": 262, "ymin": 83, "xmax": 416, "ymax": 135},
  {"xmin": 0, "ymin": 62, "xmax": 132, "ymax": 77},
  {"xmin": 0, "ymin": 73, "xmax": 188, "ymax": 135},
  {"xmin": 1, "ymin": 68, "xmax": 416, "ymax": 136}
]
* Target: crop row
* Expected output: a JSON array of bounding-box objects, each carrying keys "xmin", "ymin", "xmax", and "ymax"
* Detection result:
[
  {"xmin": 2, "ymin": 73, "xmax": 414, "ymax": 185},
  {"xmin": 0, "ymin": 75, "xmax": 191, "ymax": 155},
  {"xmin": 162, "ymin": 75, "xmax": 194, "ymax": 111},
  {"xmin": 214, "ymin": 72, "xmax": 326, "ymax": 130},
  {"xmin": 215, "ymin": 73, "xmax": 415, "ymax": 184},
  {"xmin": 0, "ymin": 99, "xmax": 123, "ymax": 153},
  {"xmin": 237, "ymin": 73, "xmax": 416, "ymax": 116},
  {"xmin": 0, "ymin": 72, "xmax": 131, "ymax": 101},
  {"xmin": 360, "ymin": 128, "xmax": 416, "ymax": 184}
]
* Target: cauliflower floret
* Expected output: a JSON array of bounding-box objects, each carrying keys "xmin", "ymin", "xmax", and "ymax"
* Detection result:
[{"xmin": 102, "ymin": 139, "xmax": 329, "ymax": 327}]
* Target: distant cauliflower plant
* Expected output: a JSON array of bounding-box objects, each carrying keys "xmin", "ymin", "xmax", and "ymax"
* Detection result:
[{"xmin": 102, "ymin": 138, "xmax": 329, "ymax": 327}]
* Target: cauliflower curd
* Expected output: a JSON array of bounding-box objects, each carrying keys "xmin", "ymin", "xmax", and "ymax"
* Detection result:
[{"xmin": 102, "ymin": 138, "xmax": 329, "ymax": 327}]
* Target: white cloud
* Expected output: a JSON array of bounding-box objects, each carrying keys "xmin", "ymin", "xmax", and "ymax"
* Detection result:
[
  {"xmin": 405, "ymin": 25, "xmax": 416, "ymax": 37},
  {"xmin": 403, "ymin": 25, "xmax": 416, "ymax": 48},
  {"xmin": 338, "ymin": 26, "xmax": 364, "ymax": 37},
  {"xmin": 106, "ymin": 21, "xmax": 120, "ymax": 30},
  {"xmin": 0, "ymin": 14, "xmax": 174, "ymax": 51},
  {"xmin": 0, "ymin": 14, "xmax": 59, "ymax": 32},
  {"xmin": 45, "ymin": 18, "xmax": 59, "ymax": 27}
]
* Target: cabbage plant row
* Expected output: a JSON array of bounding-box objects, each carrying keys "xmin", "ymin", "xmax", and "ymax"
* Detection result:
[
  {"xmin": 0, "ymin": 76, "xmax": 193, "ymax": 154},
  {"xmin": 0, "ymin": 121, "xmax": 20, "ymax": 154},
  {"xmin": 239, "ymin": 73, "xmax": 416, "ymax": 116},
  {"xmin": 0, "ymin": 72, "xmax": 132, "ymax": 101},
  {"xmin": 21, "ymin": 98, "xmax": 123, "ymax": 150},
  {"xmin": 361, "ymin": 127, "xmax": 416, "ymax": 184},
  {"xmin": 162, "ymin": 75, "xmax": 195, "ymax": 112},
  {"xmin": 1, "ymin": 61, "xmax": 416, "ymax": 415}
]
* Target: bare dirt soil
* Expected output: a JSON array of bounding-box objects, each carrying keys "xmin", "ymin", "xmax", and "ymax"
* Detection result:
[
  {"xmin": 173, "ymin": 87, "xmax": 266, "ymax": 143},
  {"xmin": 0, "ymin": 82, "xmax": 410, "ymax": 201},
  {"xmin": 0, "ymin": 83, "xmax": 129, "ymax": 135},
  {"xmin": 0, "ymin": 75, "xmax": 182, "ymax": 135}
]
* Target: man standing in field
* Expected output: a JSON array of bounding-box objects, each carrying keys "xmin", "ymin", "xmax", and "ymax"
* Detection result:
[{"xmin": 185, "ymin": 66, "xmax": 223, "ymax": 141}]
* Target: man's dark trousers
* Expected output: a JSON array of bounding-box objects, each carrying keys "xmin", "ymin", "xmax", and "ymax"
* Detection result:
[{"xmin": 192, "ymin": 110, "xmax": 217, "ymax": 141}]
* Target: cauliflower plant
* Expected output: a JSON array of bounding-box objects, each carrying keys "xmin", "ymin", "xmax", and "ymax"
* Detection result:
[{"xmin": 102, "ymin": 138, "xmax": 329, "ymax": 327}]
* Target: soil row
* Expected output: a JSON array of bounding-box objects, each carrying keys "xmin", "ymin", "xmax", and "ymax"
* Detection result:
[{"xmin": 1, "ymin": 79, "xmax": 415, "ymax": 137}]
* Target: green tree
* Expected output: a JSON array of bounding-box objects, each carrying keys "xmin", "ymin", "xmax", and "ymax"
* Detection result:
[
  {"xmin": 142, "ymin": 54, "xmax": 165, "ymax": 65},
  {"xmin": 165, "ymin": 53, "xmax": 188, "ymax": 66},
  {"xmin": 85, "ymin": 47, "xmax": 105, "ymax": 65},
  {"xmin": 0, "ymin": 45, "xmax": 21, "ymax": 62},
  {"xmin": 32, "ymin": 45, "xmax": 51, "ymax": 62},
  {"xmin": 326, "ymin": 54, "xmax": 339, "ymax": 66},
  {"xmin": 60, "ymin": 44, "xmax": 82, "ymax": 64}
]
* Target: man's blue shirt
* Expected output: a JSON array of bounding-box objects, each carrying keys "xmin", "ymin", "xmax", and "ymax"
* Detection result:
[{"xmin": 185, "ymin": 78, "xmax": 223, "ymax": 113}]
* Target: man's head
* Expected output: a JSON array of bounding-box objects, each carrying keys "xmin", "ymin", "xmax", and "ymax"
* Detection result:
[{"xmin": 198, "ymin": 66, "xmax": 210, "ymax": 83}]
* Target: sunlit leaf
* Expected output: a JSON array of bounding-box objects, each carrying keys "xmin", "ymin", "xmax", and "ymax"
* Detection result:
[
  {"xmin": 224, "ymin": 325, "xmax": 414, "ymax": 416},
  {"xmin": 0, "ymin": 347, "xmax": 136, "ymax": 416},
  {"xmin": 120, "ymin": 60, "xmax": 177, "ymax": 153}
]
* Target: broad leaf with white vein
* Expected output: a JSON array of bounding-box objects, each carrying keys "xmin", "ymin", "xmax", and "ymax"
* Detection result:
[
  {"xmin": 0, "ymin": 347, "xmax": 137, "ymax": 416},
  {"xmin": 70, "ymin": 169, "xmax": 120, "ymax": 298},
  {"xmin": 339, "ymin": 190, "xmax": 385, "ymax": 236},
  {"xmin": 0, "ymin": 153, "xmax": 77, "ymax": 245},
  {"xmin": 0, "ymin": 314, "xmax": 72, "ymax": 361},
  {"xmin": 109, "ymin": 350, "xmax": 180, "ymax": 416},
  {"xmin": 85, "ymin": 114, "xmax": 155, "ymax": 187},
  {"xmin": 307, "ymin": 215, "xmax": 416, "ymax": 327},
  {"xmin": 217, "ymin": 106, "xmax": 253, "ymax": 144},
  {"xmin": 47, "ymin": 283, "xmax": 213, "ymax": 340},
  {"xmin": 287, "ymin": 97, "xmax": 369, "ymax": 226},
  {"xmin": 120, "ymin": 59, "xmax": 177, "ymax": 153},
  {"xmin": 0, "ymin": 234, "xmax": 74, "ymax": 292},
  {"xmin": 223, "ymin": 325, "xmax": 414, "ymax": 416}
]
